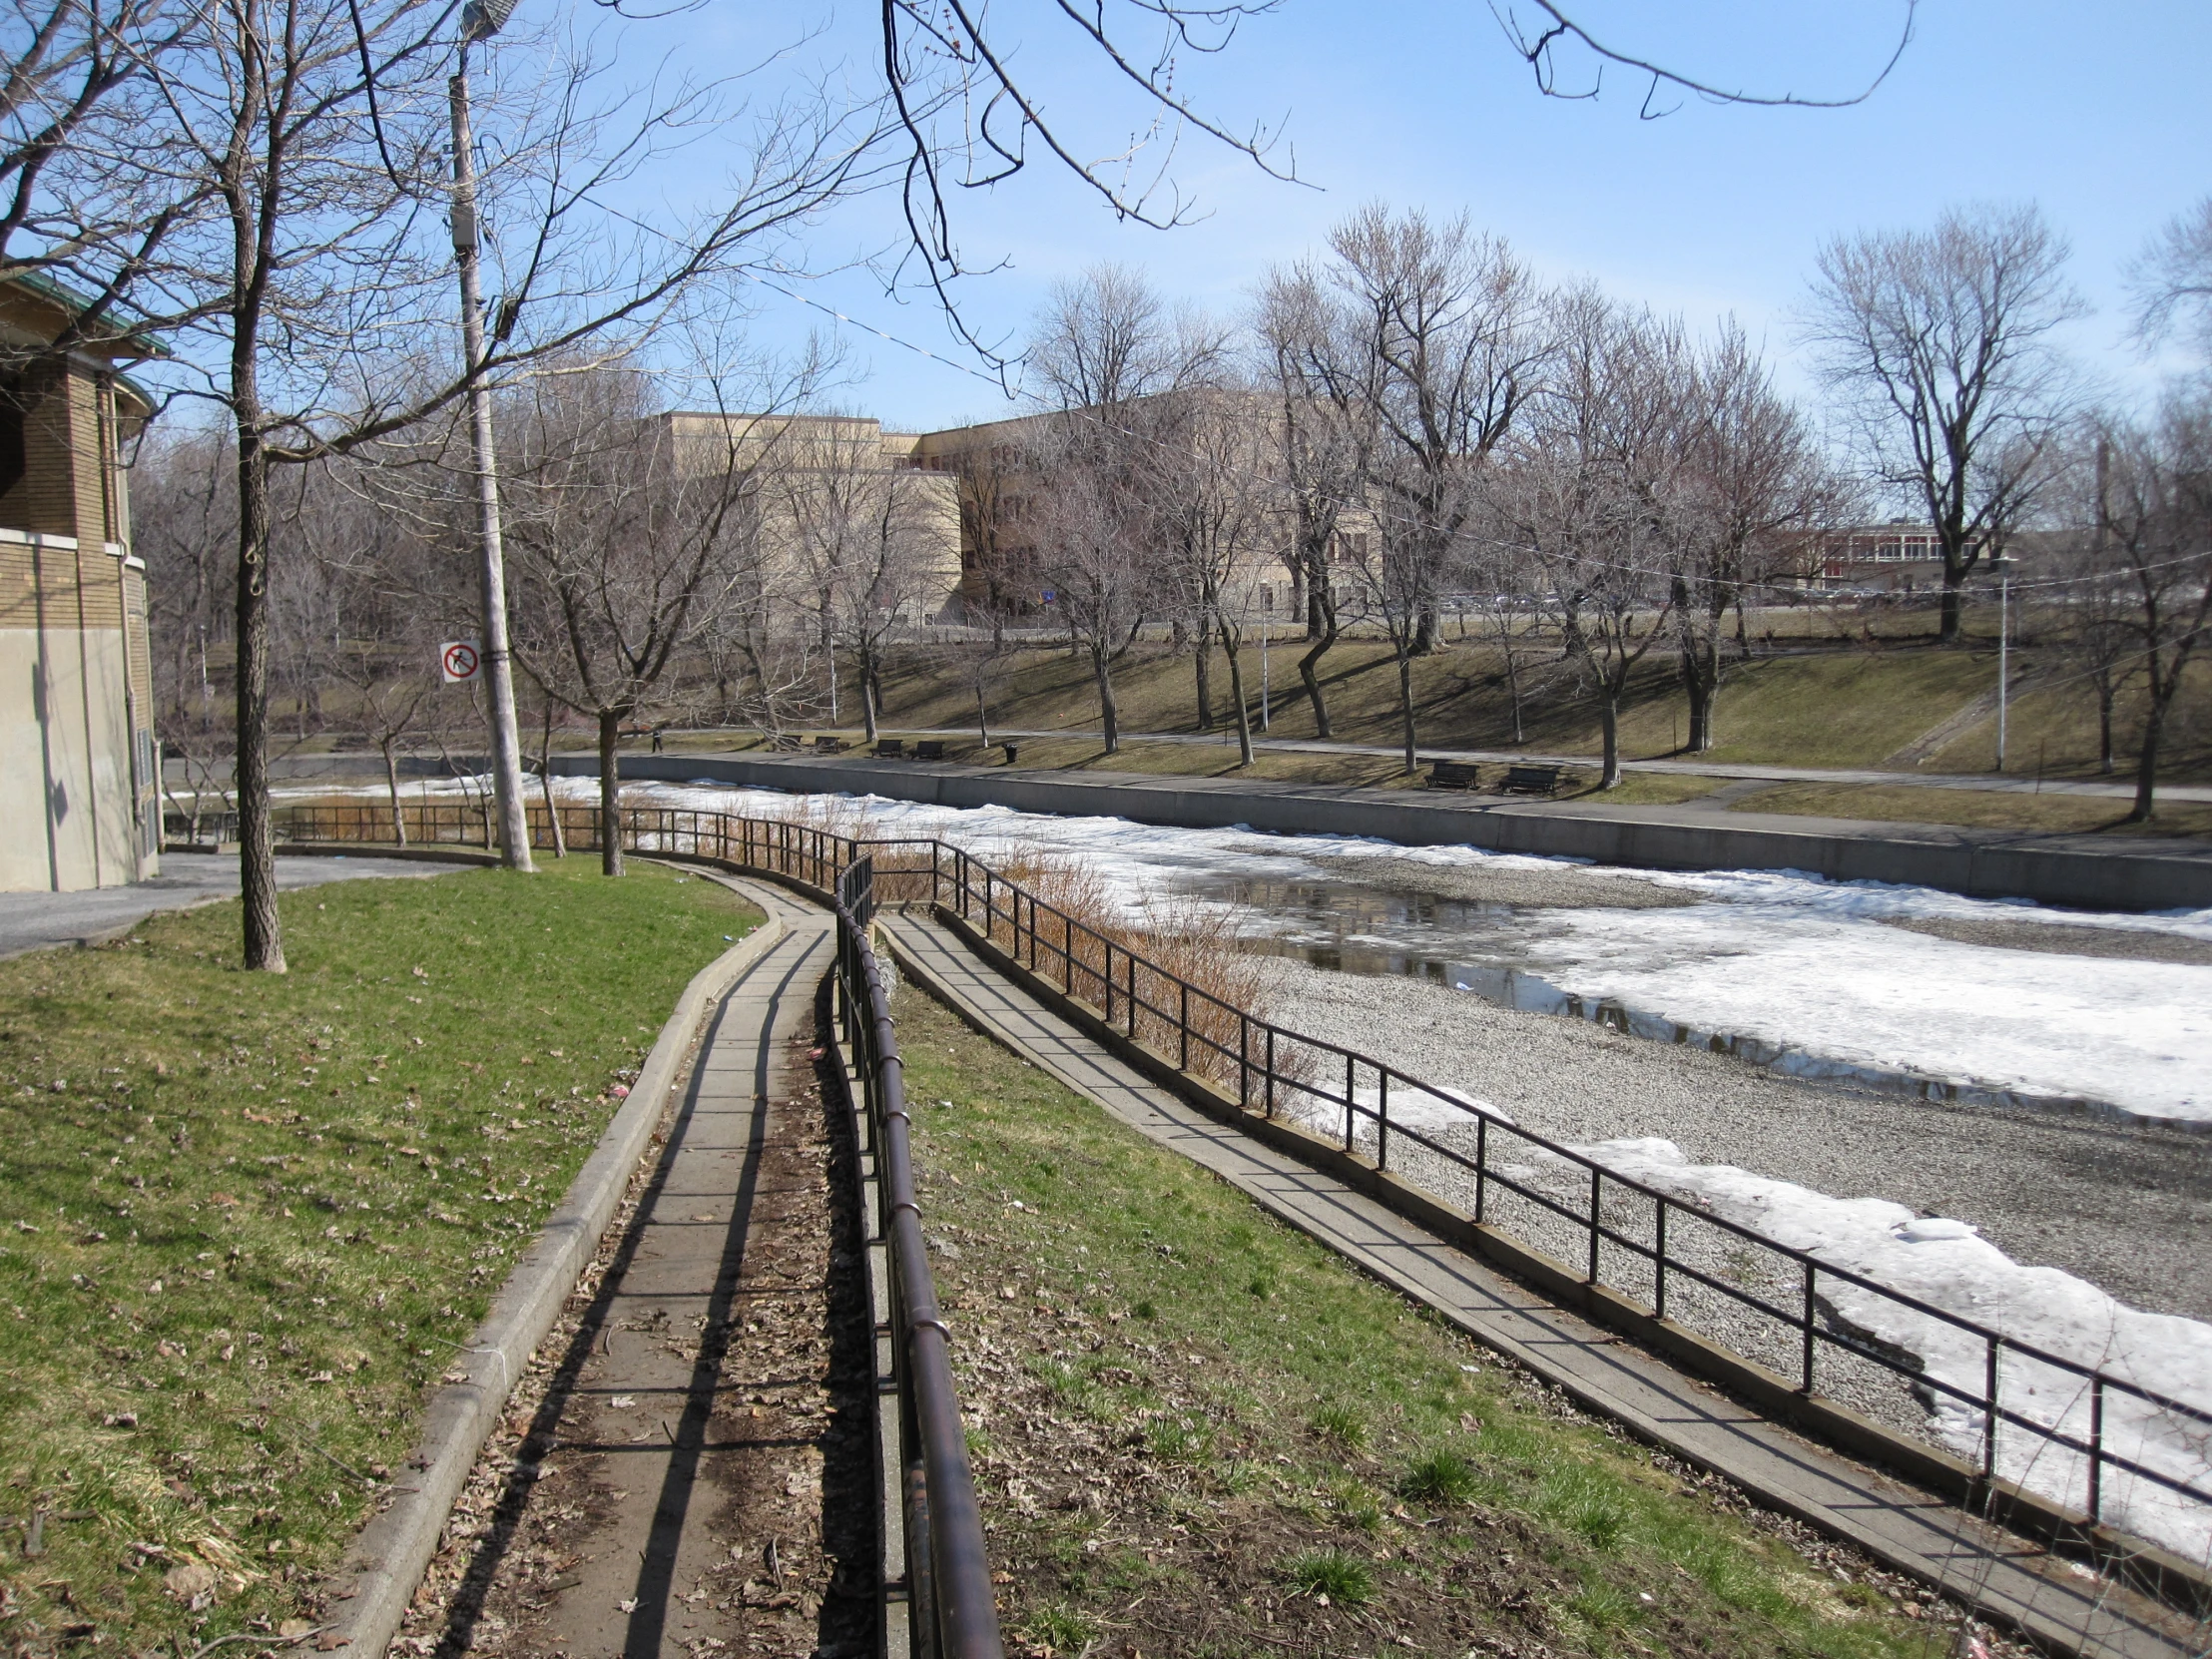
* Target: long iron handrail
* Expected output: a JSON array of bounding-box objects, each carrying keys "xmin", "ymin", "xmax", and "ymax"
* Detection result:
[{"xmin": 267, "ymin": 799, "xmax": 2212, "ymax": 1571}]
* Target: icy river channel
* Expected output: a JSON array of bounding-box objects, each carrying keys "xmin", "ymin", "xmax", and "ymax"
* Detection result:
[{"xmin": 313, "ymin": 776, "xmax": 2212, "ymax": 1557}]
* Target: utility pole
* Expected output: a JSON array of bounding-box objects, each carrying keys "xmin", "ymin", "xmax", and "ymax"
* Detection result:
[
  {"xmin": 1991, "ymin": 551, "xmax": 2016, "ymax": 773},
  {"xmin": 450, "ymin": 0, "xmax": 533, "ymax": 870}
]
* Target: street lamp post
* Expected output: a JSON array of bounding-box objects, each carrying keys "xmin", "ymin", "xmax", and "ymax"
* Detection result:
[
  {"xmin": 450, "ymin": 0, "xmax": 533, "ymax": 870},
  {"xmin": 1991, "ymin": 551, "xmax": 2016, "ymax": 774}
]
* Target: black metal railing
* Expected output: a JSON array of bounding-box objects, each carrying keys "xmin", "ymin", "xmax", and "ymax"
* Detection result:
[
  {"xmin": 262, "ymin": 801, "xmax": 2212, "ymax": 1579},
  {"xmin": 832, "ymin": 855, "xmax": 1002, "ymax": 1659}
]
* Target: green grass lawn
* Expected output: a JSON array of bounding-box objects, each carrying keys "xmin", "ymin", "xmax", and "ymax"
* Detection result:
[
  {"xmin": 895, "ymin": 989, "xmax": 1986, "ymax": 1659},
  {"xmin": 0, "ymin": 857, "xmax": 757, "ymax": 1650}
]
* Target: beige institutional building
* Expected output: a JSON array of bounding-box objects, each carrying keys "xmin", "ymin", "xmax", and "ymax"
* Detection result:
[{"xmin": 0, "ymin": 275, "xmax": 159, "ymax": 892}]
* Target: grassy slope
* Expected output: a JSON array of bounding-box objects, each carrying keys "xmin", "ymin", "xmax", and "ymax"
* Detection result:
[
  {"xmin": 895, "ymin": 989, "xmax": 1991, "ymax": 1659},
  {"xmin": 863, "ymin": 633, "xmax": 2209, "ymax": 787},
  {"xmin": 1731, "ymin": 783, "xmax": 2212, "ymax": 838},
  {"xmin": 0, "ymin": 858, "xmax": 756, "ymax": 1649}
]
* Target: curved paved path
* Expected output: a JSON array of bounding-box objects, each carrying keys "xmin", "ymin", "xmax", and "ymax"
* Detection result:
[
  {"xmin": 399, "ymin": 876, "xmax": 872, "ymax": 1659},
  {"xmin": 877, "ymin": 908, "xmax": 2204, "ymax": 1659}
]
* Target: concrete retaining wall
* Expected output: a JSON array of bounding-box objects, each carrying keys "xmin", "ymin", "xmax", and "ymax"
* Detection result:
[{"xmin": 555, "ymin": 753, "xmax": 2212, "ymax": 913}]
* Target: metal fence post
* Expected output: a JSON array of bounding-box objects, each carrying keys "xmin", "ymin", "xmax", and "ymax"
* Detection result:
[
  {"xmin": 1179, "ymin": 984, "xmax": 1190, "ymax": 1072},
  {"xmin": 1653, "ymin": 1197, "xmax": 1668, "ymax": 1322},
  {"xmin": 1474, "ymin": 1117, "xmax": 1487, "ymax": 1225},
  {"xmin": 2088, "ymin": 1377, "xmax": 2104, "ymax": 1524},
  {"xmin": 1801, "ymin": 1263, "xmax": 1817, "ymax": 1393},
  {"xmin": 1983, "ymin": 1337, "xmax": 2001, "ymax": 1481},
  {"xmin": 1587, "ymin": 1168, "xmax": 1602, "ymax": 1284},
  {"xmin": 1377, "ymin": 1071, "xmax": 1388, "ymax": 1170}
]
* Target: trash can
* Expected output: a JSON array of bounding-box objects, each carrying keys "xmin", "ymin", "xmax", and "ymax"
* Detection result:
[{"xmin": 1003, "ymin": 743, "xmax": 1019, "ymax": 766}]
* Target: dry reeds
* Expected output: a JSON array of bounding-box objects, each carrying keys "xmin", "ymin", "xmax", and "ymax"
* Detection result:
[{"xmin": 966, "ymin": 845, "xmax": 1285, "ymax": 1098}]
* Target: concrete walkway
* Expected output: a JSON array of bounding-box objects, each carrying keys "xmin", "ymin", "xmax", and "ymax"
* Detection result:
[
  {"xmin": 0, "ymin": 850, "xmax": 466, "ymax": 959},
  {"xmin": 876, "ymin": 909, "xmax": 2203, "ymax": 1659},
  {"xmin": 411, "ymin": 877, "xmax": 857, "ymax": 1659}
]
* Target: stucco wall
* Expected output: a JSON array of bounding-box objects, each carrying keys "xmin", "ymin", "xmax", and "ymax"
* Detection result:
[{"xmin": 0, "ymin": 530, "xmax": 154, "ymax": 891}]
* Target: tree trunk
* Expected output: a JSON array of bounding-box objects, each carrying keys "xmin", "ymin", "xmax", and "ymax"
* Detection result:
[
  {"xmin": 1220, "ymin": 622, "xmax": 1253, "ymax": 767},
  {"xmin": 1395, "ymin": 642, "xmax": 1417, "ymax": 775},
  {"xmin": 1193, "ymin": 629, "xmax": 1213, "ymax": 731},
  {"xmin": 1497, "ymin": 624, "xmax": 1525, "ymax": 746},
  {"xmin": 381, "ymin": 737, "xmax": 407, "ymax": 846},
  {"xmin": 975, "ymin": 679, "xmax": 991, "ymax": 750},
  {"xmin": 2095, "ymin": 669, "xmax": 2114, "ymax": 776},
  {"xmin": 1599, "ymin": 689, "xmax": 1621, "ymax": 789},
  {"xmin": 234, "ymin": 434, "xmax": 283, "ymax": 972},
  {"xmin": 2128, "ymin": 697, "xmax": 2164, "ymax": 824},
  {"xmin": 859, "ymin": 648, "xmax": 880, "ymax": 743},
  {"xmin": 1090, "ymin": 643, "xmax": 1119, "ymax": 756},
  {"xmin": 1411, "ymin": 598, "xmax": 1438, "ymax": 656},
  {"xmin": 1681, "ymin": 656, "xmax": 1711, "ymax": 753},
  {"xmin": 1698, "ymin": 631, "xmax": 1722, "ymax": 752},
  {"xmin": 598, "ymin": 708, "xmax": 625, "ymax": 875},
  {"xmin": 1937, "ymin": 554, "xmax": 1967, "ymax": 645},
  {"xmin": 1299, "ymin": 618, "xmax": 1338, "ymax": 740},
  {"xmin": 539, "ymin": 703, "xmax": 566, "ymax": 859}
]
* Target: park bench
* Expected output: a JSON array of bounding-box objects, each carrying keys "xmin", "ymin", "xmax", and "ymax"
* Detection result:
[
  {"xmin": 812, "ymin": 735, "xmax": 846, "ymax": 755},
  {"xmin": 1498, "ymin": 764, "xmax": 1563, "ymax": 796},
  {"xmin": 1425, "ymin": 760, "xmax": 1481, "ymax": 791},
  {"xmin": 873, "ymin": 738, "xmax": 905, "ymax": 759},
  {"xmin": 913, "ymin": 740, "xmax": 946, "ymax": 762},
  {"xmin": 769, "ymin": 733, "xmax": 803, "ymax": 752}
]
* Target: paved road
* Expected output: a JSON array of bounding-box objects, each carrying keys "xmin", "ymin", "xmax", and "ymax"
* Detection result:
[
  {"xmin": 879, "ymin": 909, "xmax": 2201, "ymax": 1659},
  {"xmin": 0, "ymin": 851, "xmax": 463, "ymax": 959},
  {"xmin": 896, "ymin": 725, "xmax": 2212, "ymax": 804}
]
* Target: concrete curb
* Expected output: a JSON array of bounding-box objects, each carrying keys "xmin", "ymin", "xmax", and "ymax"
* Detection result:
[{"xmin": 317, "ymin": 914, "xmax": 790, "ymax": 1657}]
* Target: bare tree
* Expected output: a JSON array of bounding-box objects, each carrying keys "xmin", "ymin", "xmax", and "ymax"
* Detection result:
[
  {"xmin": 1459, "ymin": 527, "xmax": 1547, "ymax": 747},
  {"xmin": 2083, "ymin": 397, "xmax": 2212, "ymax": 822},
  {"xmin": 1503, "ymin": 291, "xmax": 1680, "ymax": 788},
  {"xmin": 503, "ymin": 361, "xmax": 804, "ymax": 873},
  {"xmin": 106, "ymin": 0, "xmax": 881, "ymax": 968},
  {"xmin": 2047, "ymin": 430, "xmax": 2142, "ymax": 777},
  {"xmin": 136, "ymin": 426, "xmax": 237, "ymax": 835},
  {"xmin": 2126, "ymin": 194, "xmax": 2212, "ymax": 361},
  {"xmin": 1320, "ymin": 206, "xmax": 1547, "ymax": 658},
  {"xmin": 1667, "ymin": 321, "xmax": 1842, "ymax": 751},
  {"xmin": 1149, "ymin": 385, "xmax": 1276, "ymax": 765},
  {"xmin": 1254, "ymin": 263, "xmax": 1375, "ymax": 739},
  {"xmin": 781, "ymin": 420, "xmax": 950, "ymax": 742},
  {"xmin": 1803, "ymin": 202, "xmax": 2083, "ymax": 646},
  {"xmin": 1026, "ymin": 265, "xmax": 1221, "ymax": 754}
]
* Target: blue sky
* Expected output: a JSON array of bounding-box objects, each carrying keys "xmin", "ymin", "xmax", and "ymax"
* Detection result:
[{"xmin": 675, "ymin": 0, "xmax": 2212, "ymax": 430}]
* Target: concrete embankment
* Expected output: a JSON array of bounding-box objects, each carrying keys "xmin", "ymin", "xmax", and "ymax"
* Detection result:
[{"xmin": 551, "ymin": 752, "xmax": 2212, "ymax": 913}]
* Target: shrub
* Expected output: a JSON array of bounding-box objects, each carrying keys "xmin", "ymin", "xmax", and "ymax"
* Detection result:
[
  {"xmin": 1399, "ymin": 1447, "xmax": 1479, "ymax": 1505},
  {"xmin": 1283, "ymin": 1548, "xmax": 1376, "ymax": 1606},
  {"xmin": 1309, "ymin": 1400, "xmax": 1369, "ymax": 1449}
]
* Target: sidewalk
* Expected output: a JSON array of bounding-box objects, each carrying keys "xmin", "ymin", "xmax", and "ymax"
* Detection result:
[
  {"xmin": 0, "ymin": 850, "xmax": 464, "ymax": 959},
  {"xmin": 877, "ymin": 908, "xmax": 2201, "ymax": 1659}
]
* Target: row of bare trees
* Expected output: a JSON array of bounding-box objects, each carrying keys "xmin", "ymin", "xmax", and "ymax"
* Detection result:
[
  {"xmin": 137, "ymin": 356, "xmax": 954, "ymax": 870},
  {"xmin": 971, "ymin": 194, "xmax": 2208, "ymax": 815},
  {"xmin": 992, "ymin": 209, "xmax": 1845, "ymax": 785}
]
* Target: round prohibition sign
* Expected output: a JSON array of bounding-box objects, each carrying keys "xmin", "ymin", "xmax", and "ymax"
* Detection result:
[{"xmin": 441, "ymin": 641, "xmax": 481, "ymax": 682}]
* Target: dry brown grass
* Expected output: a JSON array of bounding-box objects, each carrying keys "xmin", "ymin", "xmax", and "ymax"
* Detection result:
[
  {"xmin": 701, "ymin": 796, "xmax": 1283, "ymax": 1092},
  {"xmin": 960, "ymin": 847, "xmax": 1283, "ymax": 1097}
]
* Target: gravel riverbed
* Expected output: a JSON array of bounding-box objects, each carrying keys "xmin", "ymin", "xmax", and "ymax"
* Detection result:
[{"xmin": 1264, "ymin": 958, "xmax": 2212, "ymax": 1325}]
